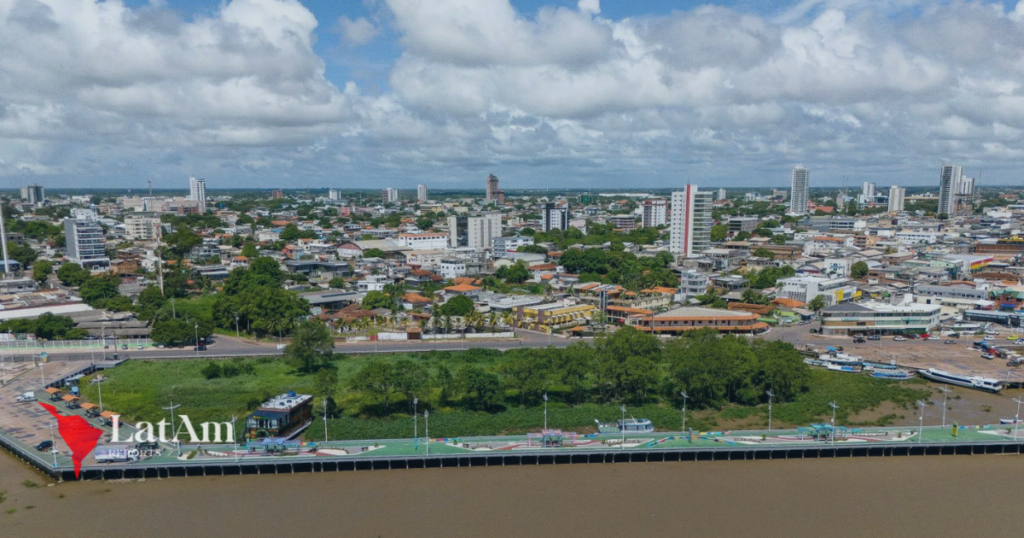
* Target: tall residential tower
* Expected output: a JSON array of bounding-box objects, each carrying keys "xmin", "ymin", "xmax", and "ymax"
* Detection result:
[
  {"xmin": 789, "ymin": 167, "xmax": 809, "ymax": 215},
  {"xmin": 669, "ymin": 185, "xmax": 712, "ymax": 257}
]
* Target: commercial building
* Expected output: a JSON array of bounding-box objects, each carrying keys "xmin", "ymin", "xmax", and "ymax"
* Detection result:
[
  {"xmin": 678, "ymin": 269, "xmax": 709, "ymax": 301},
  {"xmin": 21, "ymin": 184, "xmax": 45, "ymax": 205},
  {"xmin": 438, "ymin": 258, "xmax": 468, "ymax": 279},
  {"xmin": 381, "ymin": 188, "xmax": 399, "ymax": 204},
  {"xmin": 64, "ymin": 219, "xmax": 110, "ymax": 268},
  {"xmin": 727, "ymin": 217, "xmax": 759, "ymax": 233},
  {"xmin": 626, "ymin": 306, "xmax": 768, "ymax": 334},
  {"xmin": 328, "ymin": 189, "xmax": 343, "ymax": 201},
  {"xmin": 188, "ymin": 177, "xmax": 207, "ymax": 214},
  {"xmin": 124, "ymin": 213, "xmax": 162, "ymax": 241},
  {"xmin": 717, "ymin": 188, "xmax": 727, "ymax": 201},
  {"xmin": 244, "ymin": 392, "xmax": 313, "ymax": 439},
  {"xmin": 514, "ymin": 302, "xmax": 596, "ymax": 331},
  {"xmin": 395, "ymin": 232, "xmax": 448, "ymax": 250},
  {"xmin": 818, "ymin": 302, "xmax": 941, "ymax": 335},
  {"xmin": 492, "ymin": 235, "xmax": 534, "ymax": 258},
  {"xmin": 777, "ymin": 275, "xmax": 858, "ymax": 306},
  {"xmin": 448, "ymin": 212, "xmax": 502, "ymax": 249},
  {"xmin": 938, "ymin": 164, "xmax": 975, "ymax": 218},
  {"xmin": 607, "ymin": 215, "xmax": 637, "ymax": 231},
  {"xmin": 642, "ymin": 199, "xmax": 669, "ymax": 228},
  {"xmin": 789, "ymin": 167, "xmax": 809, "ymax": 215},
  {"xmin": 669, "ymin": 185, "xmax": 712, "ymax": 257},
  {"xmin": 485, "ymin": 174, "xmax": 504, "ymax": 203},
  {"xmin": 417, "ymin": 184, "xmax": 428, "ymax": 203},
  {"xmin": 541, "ymin": 203, "xmax": 569, "ymax": 232},
  {"xmin": 888, "ymin": 186, "xmax": 905, "ymax": 212}
]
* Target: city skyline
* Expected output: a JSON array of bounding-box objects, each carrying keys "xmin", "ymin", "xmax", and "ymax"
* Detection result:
[{"xmin": 3, "ymin": 0, "xmax": 1024, "ymax": 189}]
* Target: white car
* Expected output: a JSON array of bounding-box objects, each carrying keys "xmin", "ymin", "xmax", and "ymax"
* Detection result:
[
  {"xmin": 15, "ymin": 392, "xmax": 36, "ymax": 403},
  {"xmin": 985, "ymin": 330, "xmax": 998, "ymax": 335},
  {"xmin": 894, "ymin": 336, "xmax": 907, "ymax": 341},
  {"xmin": 984, "ymin": 335, "xmax": 996, "ymax": 341},
  {"xmin": 926, "ymin": 336, "xmax": 940, "ymax": 341}
]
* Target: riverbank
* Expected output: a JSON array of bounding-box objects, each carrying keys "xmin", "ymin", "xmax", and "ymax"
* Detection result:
[{"xmin": 1, "ymin": 443, "xmax": 1021, "ymax": 537}]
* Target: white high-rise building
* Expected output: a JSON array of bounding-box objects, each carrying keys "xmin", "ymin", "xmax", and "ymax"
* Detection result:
[
  {"xmin": 938, "ymin": 164, "xmax": 962, "ymax": 217},
  {"xmin": 888, "ymin": 186, "xmax": 905, "ymax": 213},
  {"xmin": 188, "ymin": 177, "xmax": 207, "ymax": 214},
  {"xmin": 448, "ymin": 212, "xmax": 502, "ymax": 249},
  {"xmin": 64, "ymin": 219, "xmax": 110, "ymax": 268},
  {"xmin": 669, "ymin": 185, "xmax": 712, "ymax": 257},
  {"xmin": 541, "ymin": 203, "xmax": 569, "ymax": 232},
  {"xmin": 381, "ymin": 188, "xmax": 399, "ymax": 204},
  {"xmin": 328, "ymin": 189, "xmax": 343, "ymax": 201},
  {"xmin": 417, "ymin": 184, "xmax": 428, "ymax": 203},
  {"xmin": 642, "ymin": 199, "xmax": 669, "ymax": 228},
  {"xmin": 125, "ymin": 213, "xmax": 162, "ymax": 241},
  {"xmin": 21, "ymin": 184, "xmax": 45, "ymax": 206},
  {"xmin": 789, "ymin": 167, "xmax": 809, "ymax": 215},
  {"xmin": 716, "ymin": 188, "xmax": 727, "ymax": 201}
]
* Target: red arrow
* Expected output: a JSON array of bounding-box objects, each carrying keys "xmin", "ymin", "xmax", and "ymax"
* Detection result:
[{"xmin": 39, "ymin": 402, "xmax": 103, "ymax": 479}]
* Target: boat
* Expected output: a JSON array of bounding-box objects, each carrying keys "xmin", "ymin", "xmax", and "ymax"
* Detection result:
[
  {"xmin": 863, "ymin": 361, "xmax": 899, "ymax": 371},
  {"xmin": 817, "ymin": 352, "xmax": 863, "ymax": 365},
  {"xmin": 916, "ymin": 368, "xmax": 1003, "ymax": 393},
  {"xmin": 826, "ymin": 363, "xmax": 862, "ymax": 374},
  {"xmin": 872, "ymin": 369, "xmax": 914, "ymax": 380},
  {"xmin": 999, "ymin": 418, "xmax": 1024, "ymax": 425}
]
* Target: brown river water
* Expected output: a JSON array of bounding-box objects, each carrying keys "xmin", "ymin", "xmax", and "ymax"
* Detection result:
[{"xmin": 2, "ymin": 446, "xmax": 1023, "ymax": 538}]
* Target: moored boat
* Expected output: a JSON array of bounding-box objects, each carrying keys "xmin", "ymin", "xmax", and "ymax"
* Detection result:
[
  {"xmin": 872, "ymin": 369, "xmax": 914, "ymax": 380},
  {"xmin": 916, "ymin": 368, "xmax": 1003, "ymax": 393}
]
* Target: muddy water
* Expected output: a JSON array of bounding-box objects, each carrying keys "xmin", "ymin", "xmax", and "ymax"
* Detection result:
[{"xmin": 2, "ymin": 445, "xmax": 1023, "ymax": 537}]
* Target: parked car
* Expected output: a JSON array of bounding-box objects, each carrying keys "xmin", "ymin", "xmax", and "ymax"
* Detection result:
[
  {"xmin": 985, "ymin": 335, "xmax": 996, "ymax": 341},
  {"xmin": 927, "ymin": 336, "xmax": 940, "ymax": 341},
  {"xmin": 15, "ymin": 392, "xmax": 36, "ymax": 403},
  {"xmin": 894, "ymin": 336, "xmax": 907, "ymax": 341},
  {"xmin": 34, "ymin": 440, "xmax": 53, "ymax": 452},
  {"xmin": 867, "ymin": 335, "xmax": 881, "ymax": 341},
  {"xmin": 121, "ymin": 344, "xmax": 128, "ymax": 350},
  {"xmin": 947, "ymin": 333, "xmax": 960, "ymax": 338},
  {"xmin": 853, "ymin": 337, "xmax": 865, "ymax": 344},
  {"xmin": 944, "ymin": 339, "xmax": 957, "ymax": 344},
  {"xmin": 137, "ymin": 344, "xmax": 144, "ymax": 350},
  {"xmin": 194, "ymin": 345, "xmax": 207, "ymax": 352}
]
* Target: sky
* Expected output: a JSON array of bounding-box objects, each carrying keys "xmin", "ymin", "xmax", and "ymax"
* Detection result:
[{"xmin": 3, "ymin": 0, "xmax": 1024, "ymax": 192}]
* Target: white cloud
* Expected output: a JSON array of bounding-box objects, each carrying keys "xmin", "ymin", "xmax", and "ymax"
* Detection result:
[
  {"xmin": 339, "ymin": 16, "xmax": 379, "ymax": 45},
  {"xmin": 578, "ymin": 0, "xmax": 599, "ymax": 15}
]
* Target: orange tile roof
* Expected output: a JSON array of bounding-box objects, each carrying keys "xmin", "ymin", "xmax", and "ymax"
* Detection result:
[
  {"xmin": 606, "ymin": 306, "xmax": 653, "ymax": 314},
  {"xmin": 771, "ymin": 297, "xmax": 807, "ymax": 308},
  {"xmin": 444, "ymin": 284, "xmax": 482, "ymax": 292},
  {"xmin": 402, "ymin": 293, "xmax": 432, "ymax": 304}
]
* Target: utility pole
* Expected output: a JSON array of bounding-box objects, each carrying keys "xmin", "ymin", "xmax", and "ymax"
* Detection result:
[
  {"xmin": 163, "ymin": 402, "xmax": 182, "ymax": 455},
  {"xmin": 829, "ymin": 401, "xmax": 839, "ymax": 446},
  {"xmin": 938, "ymin": 387, "xmax": 949, "ymax": 427},
  {"xmin": 680, "ymin": 391, "xmax": 689, "ymax": 437},
  {"xmin": 917, "ymin": 400, "xmax": 928, "ymax": 445},
  {"xmin": 0, "ymin": 199, "xmax": 10, "ymax": 275},
  {"xmin": 766, "ymin": 390, "xmax": 775, "ymax": 433}
]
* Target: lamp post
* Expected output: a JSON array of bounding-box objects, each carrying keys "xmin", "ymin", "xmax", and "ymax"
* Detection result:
[
  {"xmin": 680, "ymin": 391, "xmax": 689, "ymax": 436},
  {"xmin": 323, "ymin": 398, "xmax": 329, "ymax": 443},
  {"xmin": 1014, "ymin": 397, "xmax": 1024, "ymax": 441},
  {"xmin": 424, "ymin": 410, "xmax": 430, "ymax": 456},
  {"xmin": 828, "ymin": 401, "xmax": 839, "ymax": 446},
  {"xmin": 231, "ymin": 415, "xmax": 238, "ymax": 463},
  {"xmin": 620, "ymin": 404, "xmax": 626, "ymax": 449},
  {"xmin": 543, "ymin": 393, "xmax": 548, "ymax": 431},
  {"xmin": 766, "ymin": 390, "xmax": 775, "ymax": 433},
  {"xmin": 163, "ymin": 401, "xmax": 181, "ymax": 455},
  {"xmin": 938, "ymin": 387, "xmax": 950, "ymax": 428},
  {"xmin": 917, "ymin": 400, "xmax": 927, "ymax": 445},
  {"xmin": 194, "ymin": 322, "xmax": 200, "ymax": 356},
  {"xmin": 413, "ymin": 397, "xmax": 419, "ymax": 450},
  {"xmin": 98, "ymin": 375, "xmax": 103, "ymax": 412},
  {"xmin": 49, "ymin": 420, "xmax": 58, "ymax": 468},
  {"xmin": 234, "ymin": 314, "xmax": 240, "ymax": 338},
  {"xmin": 102, "ymin": 326, "xmax": 107, "ymax": 361}
]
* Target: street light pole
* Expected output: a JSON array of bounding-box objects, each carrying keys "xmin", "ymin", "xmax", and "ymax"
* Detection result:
[
  {"xmin": 163, "ymin": 402, "xmax": 181, "ymax": 455},
  {"xmin": 98, "ymin": 377, "xmax": 103, "ymax": 412},
  {"xmin": 917, "ymin": 400, "xmax": 927, "ymax": 445},
  {"xmin": 766, "ymin": 390, "xmax": 775, "ymax": 433},
  {"xmin": 194, "ymin": 322, "xmax": 199, "ymax": 356},
  {"xmin": 235, "ymin": 314, "xmax": 240, "ymax": 338},
  {"xmin": 413, "ymin": 397, "xmax": 419, "ymax": 450},
  {"xmin": 543, "ymin": 393, "xmax": 548, "ymax": 431},
  {"xmin": 938, "ymin": 387, "xmax": 949, "ymax": 428},
  {"xmin": 828, "ymin": 401, "xmax": 839, "ymax": 446},
  {"xmin": 323, "ymin": 398, "xmax": 329, "ymax": 443},
  {"xmin": 49, "ymin": 420, "xmax": 58, "ymax": 468},
  {"xmin": 620, "ymin": 404, "xmax": 626, "ymax": 449},
  {"xmin": 1014, "ymin": 397, "xmax": 1023, "ymax": 441},
  {"xmin": 424, "ymin": 410, "xmax": 430, "ymax": 456},
  {"xmin": 680, "ymin": 391, "xmax": 689, "ymax": 436}
]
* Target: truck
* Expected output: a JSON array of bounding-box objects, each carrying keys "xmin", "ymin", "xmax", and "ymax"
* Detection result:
[
  {"xmin": 15, "ymin": 392, "xmax": 36, "ymax": 403},
  {"xmin": 94, "ymin": 447, "xmax": 141, "ymax": 463}
]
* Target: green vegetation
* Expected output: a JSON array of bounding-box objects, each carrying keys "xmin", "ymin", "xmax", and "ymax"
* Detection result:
[
  {"xmin": 56, "ymin": 262, "xmax": 89, "ymax": 287},
  {"xmin": 80, "ymin": 328, "xmax": 928, "ymax": 441},
  {"xmin": 0, "ymin": 313, "xmax": 87, "ymax": 340},
  {"xmin": 560, "ymin": 249, "xmax": 676, "ymax": 290},
  {"xmin": 437, "ymin": 295, "xmax": 474, "ymax": 317},
  {"xmin": 32, "ymin": 259, "xmax": 53, "ymax": 284},
  {"xmin": 745, "ymin": 264, "xmax": 796, "ymax": 289}
]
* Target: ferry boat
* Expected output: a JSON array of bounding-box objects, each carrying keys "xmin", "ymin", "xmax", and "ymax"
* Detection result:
[
  {"xmin": 817, "ymin": 353, "xmax": 863, "ymax": 365},
  {"xmin": 872, "ymin": 369, "xmax": 914, "ymax": 380},
  {"xmin": 916, "ymin": 368, "xmax": 1003, "ymax": 393}
]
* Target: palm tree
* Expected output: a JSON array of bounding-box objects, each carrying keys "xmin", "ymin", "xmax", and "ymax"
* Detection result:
[
  {"xmin": 442, "ymin": 315, "xmax": 453, "ymax": 335},
  {"xmin": 486, "ymin": 311, "xmax": 498, "ymax": 333}
]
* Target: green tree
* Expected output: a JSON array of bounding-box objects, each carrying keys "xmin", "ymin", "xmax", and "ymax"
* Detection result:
[
  {"xmin": 284, "ymin": 320, "xmax": 334, "ymax": 373},
  {"xmin": 137, "ymin": 286, "xmax": 167, "ymax": 320},
  {"xmin": 495, "ymin": 261, "xmax": 530, "ymax": 283},
  {"xmin": 438, "ymin": 294, "xmax": 475, "ymax": 317},
  {"xmin": 32, "ymin": 259, "xmax": 53, "ymax": 285},
  {"xmin": 79, "ymin": 274, "xmax": 122, "ymax": 308},
  {"xmin": 456, "ymin": 365, "xmax": 502, "ymax": 411},
  {"xmin": 557, "ymin": 343, "xmax": 595, "ymax": 404},
  {"xmin": 594, "ymin": 326, "xmax": 662, "ymax": 403},
  {"xmin": 808, "ymin": 294, "xmax": 827, "ymax": 313},
  {"xmin": 362, "ymin": 248, "xmax": 386, "ymax": 259},
  {"xmin": 753, "ymin": 247, "xmax": 775, "ymax": 259},
  {"xmin": 163, "ymin": 225, "xmax": 202, "ymax": 259},
  {"xmin": 240, "ymin": 242, "xmax": 259, "ymax": 258},
  {"xmin": 362, "ymin": 290, "xmax": 393, "ymax": 310},
  {"xmin": 741, "ymin": 288, "xmax": 770, "ymax": 305},
  {"xmin": 56, "ymin": 262, "xmax": 89, "ymax": 287},
  {"xmin": 351, "ymin": 361, "xmax": 397, "ymax": 414},
  {"xmin": 710, "ymin": 224, "xmax": 728, "ymax": 242},
  {"xmin": 312, "ymin": 367, "xmax": 339, "ymax": 399},
  {"xmin": 9, "ymin": 243, "xmax": 37, "ymax": 267},
  {"xmin": 392, "ymin": 359, "xmax": 429, "ymax": 413},
  {"xmin": 328, "ymin": 277, "xmax": 346, "ymax": 289},
  {"xmin": 150, "ymin": 318, "xmax": 196, "ymax": 346},
  {"xmin": 500, "ymin": 351, "xmax": 550, "ymax": 406},
  {"xmin": 850, "ymin": 261, "xmax": 869, "ymax": 279}
]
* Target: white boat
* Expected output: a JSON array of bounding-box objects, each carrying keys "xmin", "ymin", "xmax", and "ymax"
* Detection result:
[
  {"xmin": 999, "ymin": 418, "xmax": 1024, "ymax": 425},
  {"xmin": 916, "ymin": 368, "xmax": 1003, "ymax": 393},
  {"xmin": 826, "ymin": 363, "xmax": 862, "ymax": 374},
  {"xmin": 817, "ymin": 353, "xmax": 863, "ymax": 365},
  {"xmin": 872, "ymin": 369, "xmax": 913, "ymax": 380}
]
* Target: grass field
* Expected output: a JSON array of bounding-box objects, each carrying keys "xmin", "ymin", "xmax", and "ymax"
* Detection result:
[{"xmin": 79, "ymin": 352, "xmax": 931, "ymax": 441}]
